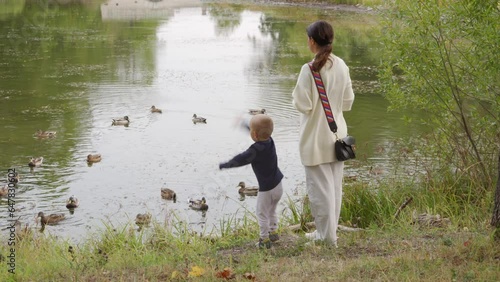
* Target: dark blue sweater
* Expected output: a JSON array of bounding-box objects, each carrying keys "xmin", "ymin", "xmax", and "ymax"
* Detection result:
[{"xmin": 219, "ymin": 137, "xmax": 283, "ymax": 191}]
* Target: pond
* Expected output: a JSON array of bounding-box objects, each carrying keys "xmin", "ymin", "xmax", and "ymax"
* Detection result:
[{"xmin": 0, "ymin": 0, "xmax": 424, "ymax": 242}]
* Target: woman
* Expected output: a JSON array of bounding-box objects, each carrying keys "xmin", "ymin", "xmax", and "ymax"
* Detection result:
[{"xmin": 292, "ymin": 20, "xmax": 355, "ymax": 246}]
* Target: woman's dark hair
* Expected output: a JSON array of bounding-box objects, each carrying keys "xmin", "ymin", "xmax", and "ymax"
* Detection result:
[{"xmin": 306, "ymin": 20, "xmax": 334, "ymax": 71}]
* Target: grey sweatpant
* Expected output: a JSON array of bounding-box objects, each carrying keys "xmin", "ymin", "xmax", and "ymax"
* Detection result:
[{"xmin": 256, "ymin": 181, "xmax": 283, "ymax": 239}]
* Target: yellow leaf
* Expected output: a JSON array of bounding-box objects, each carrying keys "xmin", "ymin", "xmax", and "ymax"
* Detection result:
[
  {"xmin": 188, "ymin": 265, "xmax": 205, "ymax": 277},
  {"xmin": 171, "ymin": 270, "xmax": 179, "ymax": 279}
]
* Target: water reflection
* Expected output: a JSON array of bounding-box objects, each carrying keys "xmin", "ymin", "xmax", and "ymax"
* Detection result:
[{"xmin": 0, "ymin": 2, "xmax": 422, "ymax": 242}]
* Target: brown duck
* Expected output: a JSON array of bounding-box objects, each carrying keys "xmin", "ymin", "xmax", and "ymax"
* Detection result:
[{"xmin": 161, "ymin": 188, "xmax": 177, "ymax": 203}]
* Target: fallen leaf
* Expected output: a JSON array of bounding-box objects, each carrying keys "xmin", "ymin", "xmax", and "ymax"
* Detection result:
[
  {"xmin": 463, "ymin": 240, "xmax": 470, "ymax": 247},
  {"xmin": 216, "ymin": 267, "xmax": 235, "ymax": 280},
  {"xmin": 188, "ymin": 266, "xmax": 205, "ymax": 277},
  {"xmin": 171, "ymin": 271, "xmax": 180, "ymax": 279}
]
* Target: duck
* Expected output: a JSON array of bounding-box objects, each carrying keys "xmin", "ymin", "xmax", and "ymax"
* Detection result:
[
  {"xmin": 111, "ymin": 116, "xmax": 130, "ymax": 126},
  {"xmin": 135, "ymin": 213, "xmax": 152, "ymax": 225},
  {"xmin": 192, "ymin": 114, "xmax": 207, "ymax": 124},
  {"xmin": 369, "ymin": 166, "xmax": 384, "ymax": 176},
  {"xmin": 35, "ymin": 130, "xmax": 57, "ymax": 138},
  {"xmin": 248, "ymin": 108, "xmax": 266, "ymax": 115},
  {"xmin": 65, "ymin": 195, "xmax": 79, "ymax": 209},
  {"xmin": 0, "ymin": 185, "xmax": 8, "ymax": 197},
  {"xmin": 28, "ymin": 157, "xmax": 43, "ymax": 167},
  {"xmin": 87, "ymin": 154, "xmax": 102, "ymax": 163},
  {"xmin": 150, "ymin": 105, "xmax": 162, "ymax": 113},
  {"xmin": 189, "ymin": 197, "xmax": 209, "ymax": 211},
  {"xmin": 161, "ymin": 188, "xmax": 177, "ymax": 203},
  {"xmin": 37, "ymin": 212, "xmax": 66, "ymax": 226},
  {"xmin": 236, "ymin": 181, "xmax": 259, "ymax": 196}
]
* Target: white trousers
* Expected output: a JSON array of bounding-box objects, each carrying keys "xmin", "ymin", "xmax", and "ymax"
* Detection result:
[
  {"xmin": 256, "ymin": 181, "xmax": 283, "ymax": 239},
  {"xmin": 305, "ymin": 162, "xmax": 344, "ymax": 245}
]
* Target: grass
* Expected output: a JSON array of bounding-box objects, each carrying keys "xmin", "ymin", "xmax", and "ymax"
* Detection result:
[{"xmin": 2, "ymin": 174, "xmax": 499, "ymax": 281}]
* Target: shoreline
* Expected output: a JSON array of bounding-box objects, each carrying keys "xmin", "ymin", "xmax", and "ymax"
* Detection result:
[{"xmin": 208, "ymin": 0, "xmax": 378, "ymax": 14}]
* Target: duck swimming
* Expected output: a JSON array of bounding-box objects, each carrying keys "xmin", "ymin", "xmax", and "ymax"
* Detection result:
[
  {"xmin": 0, "ymin": 185, "xmax": 8, "ymax": 197},
  {"xmin": 38, "ymin": 212, "xmax": 66, "ymax": 226},
  {"xmin": 248, "ymin": 108, "xmax": 266, "ymax": 115},
  {"xmin": 150, "ymin": 106, "xmax": 162, "ymax": 113},
  {"xmin": 35, "ymin": 130, "xmax": 57, "ymax": 138},
  {"xmin": 112, "ymin": 116, "xmax": 130, "ymax": 126},
  {"xmin": 87, "ymin": 154, "xmax": 102, "ymax": 163},
  {"xmin": 161, "ymin": 188, "xmax": 177, "ymax": 203},
  {"xmin": 189, "ymin": 197, "xmax": 209, "ymax": 211},
  {"xmin": 66, "ymin": 195, "xmax": 79, "ymax": 209},
  {"xmin": 192, "ymin": 114, "xmax": 207, "ymax": 124},
  {"xmin": 236, "ymin": 181, "xmax": 259, "ymax": 196},
  {"xmin": 135, "ymin": 213, "xmax": 152, "ymax": 225},
  {"xmin": 28, "ymin": 157, "xmax": 43, "ymax": 167}
]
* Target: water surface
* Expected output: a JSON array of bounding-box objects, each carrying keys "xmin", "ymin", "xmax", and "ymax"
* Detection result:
[{"xmin": 0, "ymin": 0, "xmax": 423, "ymax": 241}]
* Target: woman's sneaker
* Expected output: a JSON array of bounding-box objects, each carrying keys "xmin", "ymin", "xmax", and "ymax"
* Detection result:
[{"xmin": 269, "ymin": 231, "xmax": 280, "ymax": 242}]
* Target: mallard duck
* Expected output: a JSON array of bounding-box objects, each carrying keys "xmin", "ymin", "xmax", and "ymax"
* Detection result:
[
  {"xmin": 0, "ymin": 185, "xmax": 8, "ymax": 197},
  {"xmin": 35, "ymin": 130, "xmax": 57, "ymax": 138},
  {"xmin": 189, "ymin": 197, "xmax": 209, "ymax": 211},
  {"xmin": 111, "ymin": 116, "xmax": 130, "ymax": 126},
  {"xmin": 150, "ymin": 105, "xmax": 162, "ymax": 113},
  {"xmin": 369, "ymin": 166, "xmax": 384, "ymax": 176},
  {"xmin": 236, "ymin": 181, "xmax": 259, "ymax": 196},
  {"xmin": 192, "ymin": 114, "xmax": 207, "ymax": 124},
  {"xmin": 66, "ymin": 195, "xmax": 79, "ymax": 209},
  {"xmin": 28, "ymin": 157, "xmax": 43, "ymax": 167},
  {"xmin": 135, "ymin": 213, "xmax": 152, "ymax": 225},
  {"xmin": 38, "ymin": 212, "xmax": 66, "ymax": 226},
  {"xmin": 248, "ymin": 108, "xmax": 266, "ymax": 115},
  {"xmin": 87, "ymin": 154, "xmax": 102, "ymax": 163},
  {"xmin": 161, "ymin": 188, "xmax": 177, "ymax": 203}
]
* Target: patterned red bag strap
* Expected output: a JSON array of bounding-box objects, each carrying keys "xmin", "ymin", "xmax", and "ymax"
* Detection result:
[{"xmin": 308, "ymin": 62, "xmax": 338, "ymax": 133}]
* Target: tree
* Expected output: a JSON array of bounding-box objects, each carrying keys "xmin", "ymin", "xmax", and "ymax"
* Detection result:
[{"xmin": 380, "ymin": 0, "xmax": 500, "ymax": 229}]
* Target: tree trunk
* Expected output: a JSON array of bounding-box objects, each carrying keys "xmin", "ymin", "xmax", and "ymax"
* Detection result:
[{"xmin": 491, "ymin": 153, "xmax": 500, "ymax": 228}]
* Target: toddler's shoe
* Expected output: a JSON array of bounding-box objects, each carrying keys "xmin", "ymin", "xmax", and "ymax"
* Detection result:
[
  {"xmin": 256, "ymin": 237, "xmax": 271, "ymax": 249},
  {"xmin": 305, "ymin": 230, "xmax": 318, "ymax": 241},
  {"xmin": 269, "ymin": 231, "xmax": 280, "ymax": 242}
]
